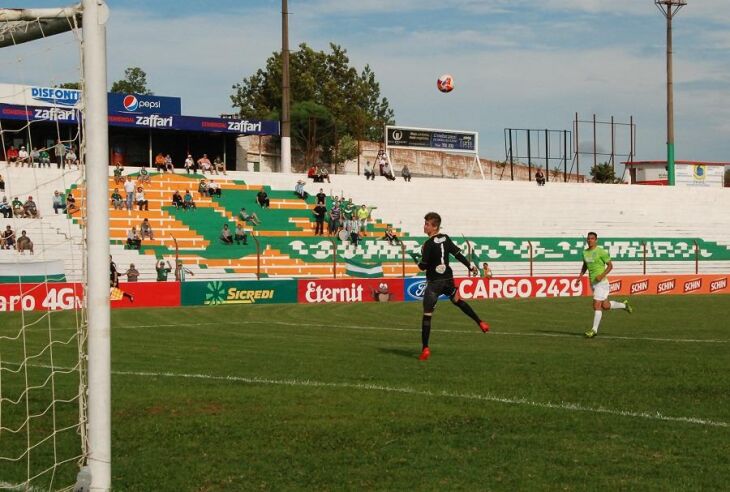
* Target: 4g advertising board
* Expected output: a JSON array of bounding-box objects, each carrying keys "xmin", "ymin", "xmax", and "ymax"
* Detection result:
[
  {"xmin": 404, "ymin": 276, "xmax": 588, "ymax": 302},
  {"xmin": 298, "ymin": 278, "xmax": 405, "ymax": 304}
]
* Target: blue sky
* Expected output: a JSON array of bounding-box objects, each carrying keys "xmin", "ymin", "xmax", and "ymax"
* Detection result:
[{"xmin": 3, "ymin": 0, "xmax": 729, "ymax": 165}]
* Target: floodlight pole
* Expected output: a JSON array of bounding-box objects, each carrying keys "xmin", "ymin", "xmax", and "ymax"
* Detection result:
[
  {"xmin": 656, "ymin": 0, "xmax": 686, "ymax": 186},
  {"xmin": 281, "ymin": 0, "xmax": 292, "ymax": 173}
]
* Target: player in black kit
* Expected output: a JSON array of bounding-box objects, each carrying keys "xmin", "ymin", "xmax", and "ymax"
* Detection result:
[{"xmin": 414, "ymin": 212, "xmax": 489, "ymax": 360}]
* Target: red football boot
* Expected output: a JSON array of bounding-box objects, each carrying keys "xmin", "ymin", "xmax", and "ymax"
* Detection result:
[
  {"xmin": 479, "ymin": 321, "xmax": 490, "ymax": 333},
  {"xmin": 418, "ymin": 347, "xmax": 431, "ymax": 361}
]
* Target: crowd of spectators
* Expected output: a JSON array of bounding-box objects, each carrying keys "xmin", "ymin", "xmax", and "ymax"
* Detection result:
[
  {"xmin": 3, "ymin": 140, "xmax": 76, "ymax": 169},
  {"xmin": 0, "ymin": 224, "xmax": 33, "ymax": 254}
]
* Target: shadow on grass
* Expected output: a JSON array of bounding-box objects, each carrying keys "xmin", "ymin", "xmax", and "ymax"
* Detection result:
[{"xmin": 378, "ymin": 347, "xmax": 418, "ymax": 359}]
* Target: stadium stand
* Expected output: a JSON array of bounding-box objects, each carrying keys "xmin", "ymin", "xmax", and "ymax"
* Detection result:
[{"xmin": 1, "ymin": 162, "xmax": 729, "ymax": 281}]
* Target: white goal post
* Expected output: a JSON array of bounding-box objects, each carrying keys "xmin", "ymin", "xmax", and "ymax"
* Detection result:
[{"xmin": 0, "ymin": 1, "xmax": 111, "ymax": 490}]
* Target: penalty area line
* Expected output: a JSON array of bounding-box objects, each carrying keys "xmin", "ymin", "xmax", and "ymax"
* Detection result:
[{"xmin": 113, "ymin": 369, "xmax": 728, "ymax": 428}]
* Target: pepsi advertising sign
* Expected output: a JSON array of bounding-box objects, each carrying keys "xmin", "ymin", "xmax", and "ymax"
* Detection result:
[{"xmin": 108, "ymin": 92, "xmax": 181, "ymax": 115}]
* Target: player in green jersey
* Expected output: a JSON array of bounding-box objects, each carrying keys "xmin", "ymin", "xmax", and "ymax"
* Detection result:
[{"xmin": 579, "ymin": 232, "xmax": 633, "ymax": 338}]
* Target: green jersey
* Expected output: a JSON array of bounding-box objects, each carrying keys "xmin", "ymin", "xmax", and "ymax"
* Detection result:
[{"xmin": 583, "ymin": 246, "xmax": 611, "ymax": 283}]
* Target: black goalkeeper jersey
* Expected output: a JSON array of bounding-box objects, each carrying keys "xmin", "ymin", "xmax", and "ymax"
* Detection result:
[{"xmin": 418, "ymin": 233, "xmax": 469, "ymax": 281}]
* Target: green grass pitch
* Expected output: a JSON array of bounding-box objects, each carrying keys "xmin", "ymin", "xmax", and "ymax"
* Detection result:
[{"xmin": 1, "ymin": 295, "xmax": 729, "ymax": 490}]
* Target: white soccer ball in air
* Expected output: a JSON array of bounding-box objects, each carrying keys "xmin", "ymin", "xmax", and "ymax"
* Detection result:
[{"xmin": 437, "ymin": 74, "xmax": 454, "ymax": 93}]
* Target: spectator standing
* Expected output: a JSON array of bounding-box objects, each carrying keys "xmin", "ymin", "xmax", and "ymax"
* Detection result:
[
  {"xmin": 52, "ymin": 190, "xmax": 67, "ymax": 214},
  {"xmin": 356, "ymin": 204, "xmax": 376, "ymax": 235},
  {"xmin": 113, "ymin": 162, "xmax": 125, "ymax": 185},
  {"xmin": 315, "ymin": 188, "xmax": 326, "ymax": 205},
  {"xmin": 328, "ymin": 202, "xmax": 341, "ymax": 236},
  {"xmin": 123, "ymin": 176, "xmax": 135, "ymax": 210},
  {"xmin": 124, "ymin": 263, "xmax": 140, "ymax": 282},
  {"xmin": 376, "ymin": 150, "xmax": 387, "ymax": 176},
  {"xmin": 256, "ymin": 188, "xmax": 270, "ymax": 208},
  {"xmin": 0, "ymin": 174, "xmax": 5, "ymax": 192},
  {"xmin": 402, "ymin": 164, "xmax": 412, "ymax": 182},
  {"xmin": 156, "ymin": 260, "xmax": 173, "ymax": 281},
  {"xmin": 30, "ymin": 147, "xmax": 41, "ymax": 166},
  {"xmin": 344, "ymin": 216, "xmax": 360, "ymax": 247},
  {"xmin": 54, "ymin": 140, "xmax": 66, "ymax": 168},
  {"xmin": 313, "ymin": 203, "xmax": 327, "ymax": 236},
  {"xmin": 175, "ymin": 259, "xmax": 194, "ymax": 282}
]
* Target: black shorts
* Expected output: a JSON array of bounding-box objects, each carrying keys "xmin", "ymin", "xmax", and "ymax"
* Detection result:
[{"xmin": 423, "ymin": 278, "xmax": 457, "ymax": 313}]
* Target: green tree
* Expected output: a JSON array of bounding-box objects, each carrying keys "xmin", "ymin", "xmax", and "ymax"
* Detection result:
[
  {"xmin": 590, "ymin": 162, "xmax": 620, "ymax": 183},
  {"xmin": 231, "ymin": 43, "xmax": 394, "ymax": 166},
  {"xmin": 111, "ymin": 67, "xmax": 152, "ymax": 94},
  {"xmin": 56, "ymin": 82, "xmax": 80, "ymax": 90}
]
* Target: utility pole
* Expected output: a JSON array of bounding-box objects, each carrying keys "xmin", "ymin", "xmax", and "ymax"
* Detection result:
[
  {"xmin": 281, "ymin": 0, "xmax": 291, "ymax": 173},
  {"xmin": 655, "ymin": 0, "xmax": 686, "ymax": 186}
]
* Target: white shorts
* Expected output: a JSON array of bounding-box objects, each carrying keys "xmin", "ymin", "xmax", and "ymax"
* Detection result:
[{"xmin": 591, "ymin": 279, "xmax": 610, "ymax": 301}]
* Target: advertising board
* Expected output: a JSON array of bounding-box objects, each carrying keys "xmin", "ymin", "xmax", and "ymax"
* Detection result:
[
  {"xmin": 181, "ymin": 280, "xmax": 297, "ymax": 306},
  {"xmin": 298, "ymin": 278, "xmax": 405, "ymax": 303}
]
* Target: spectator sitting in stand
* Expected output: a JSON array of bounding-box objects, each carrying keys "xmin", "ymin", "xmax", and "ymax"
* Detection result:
[
  {"xmin": 17, "ymin": 146, "xmax": 29, "ymax": 167},
  {"xmin": 171, "ymin": 190, "xmax": 183, "ymax": 209},
  {"xmin": 0, "ymin": 197, "xmax": 11, "ymax": 218},
  {"xmin": 53, "ymin": 190, "xmax": 67, "ymax": 214},
  {"xmin": 402, "ymin": 164, "xmax": 412, "ymax": 182},
  {"xmin": 256, "ymin": 188, "xmax": 270, "ymax": 208},
  {"xmin": 154, "ymin": 152, "xmax": 165, "ymax": 172},
  {"xmin": 234, "ymin": 222, "xmax": 248, "ymax": 245},
  {"xmin": 23, "ymin": 196, "xmax": 40, "ymax": 218},
  {"xmin": 140, "ymin": 218, "xmax": 154, "ymax": 240},
  {"xmin": 213, "ymin": 156, "xmax": 226, "ymax": 175},
  {"xmin": 316, "ymin": 165, "xmax": 331, "ymax": 183},
  {"xmin": 482, "ymin": 262, "xmax": 494, "ymax": 278},
  {"xmin": 0, "ymin": 174, "xmax": 5, "ymax": 192},
  {"xmin": 294, "ymin": 180, "xmax": 308, "ymax": 200},
  {"xmin": 183, "ymin": 190, "xmax": 196, "ymax": 210},
  {"xmin": 382, "ymin": 161, "xmax": 395, "ymax": 181},
  {"xmin": 124, "ymin": 263, "xmax": 140, "ymax": 282},
  {"xmin": 135, "ymin": 187, "xmax": 149, "ymax": 211},
  {"xmin": 307, "ymin": 164, "xmax": 318, "ymax": 181},
  {"xmin": 207, "ymin": 179, "xmax": 221, "ymax": 197},
  {"xmin": 220, "ymin": 223, "xmax": 233, "ymax": 245},
  {"xmin": 38, "ymin": 148, "xmax": 50, "ymax": 167},
  {"xmin": 184, "ymin": 154, "xmax": 195, "ymax": 174},
  {"xmin": 6, "ymin": 146, "xmax": 19, "ymax": 165},
  {"xmin": 1, "ymin": 225, "xmax": 15, "ymax": 249},
  {"xmin": 16, "ymin": 230, "xmax": 33, "ymax": 254},
  {"xmin": 364, "ymin": 160, "xmax": 375, "ymax": 180},
  {"xmin": 66, "ymin": 192, "xmax": 78, "ymax": 215},
  {"xmin": 137, "ymin": 167, "xmax": 151, "ymax": 184},
  {"xmin": 238, "ymin": 207, "xmax": 260, "ymax": 226},
  {"xmin": 11, "ymin": 197, "xmax": 24, "ymax": 217},
  {"xmin": 126, "ymin": 226, "xmax": 141, "ymax": 249},
  {"xmin": 164, "ymin": 154, "xmax": 174, "ymax": 173},
  {"xmin": 382, "ymin": 226, "xmax": 401, "ymax": 245},
  {"xmin": 111, "ymin": 188, "xmax": 124, "ymax": 210},
  {"xmin": 535, "ymin": 168, "xmax": 546, "ymax": 186},
  {"xmin": 198, "ymin": 154, "xmax": 212, "ymax": 174},
  {"xmin": 198, "ymin": 179, "xmax": 208, "ymax": 196},
  {"xmin": 30, "ymin": 147, "xmax": 40, "ymax": 167},
  {"xmin": 65, "ymin": 147, "xmax": 78, "ymax": 168},
  {"xmin": 113, "ymin": 162, "xmax": 125, "ymax": 184}
]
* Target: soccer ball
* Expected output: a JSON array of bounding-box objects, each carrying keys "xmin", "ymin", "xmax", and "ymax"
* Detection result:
[{"xmin": 437, "ymin": 74, "xmax": 454, "ymax": 93}]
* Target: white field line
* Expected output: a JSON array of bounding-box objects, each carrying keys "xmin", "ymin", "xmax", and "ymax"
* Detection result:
[
  {"xmin": 112, "ymin": 369, "xmax": 729, "ymax": 428},
  {"xmin": 119, "ymin": 320, "xmax": 729, "ymax": 344}
]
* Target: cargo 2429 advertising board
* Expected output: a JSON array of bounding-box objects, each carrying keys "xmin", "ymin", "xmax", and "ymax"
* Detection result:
[{"xmin": 404, "ymin": 276, "xmax": 588, "ymax": 301}]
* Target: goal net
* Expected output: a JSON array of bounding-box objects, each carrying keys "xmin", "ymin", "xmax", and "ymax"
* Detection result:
[{"xmin": 0, "ymin": 3, "xmax": 110, "ymax": 490}]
